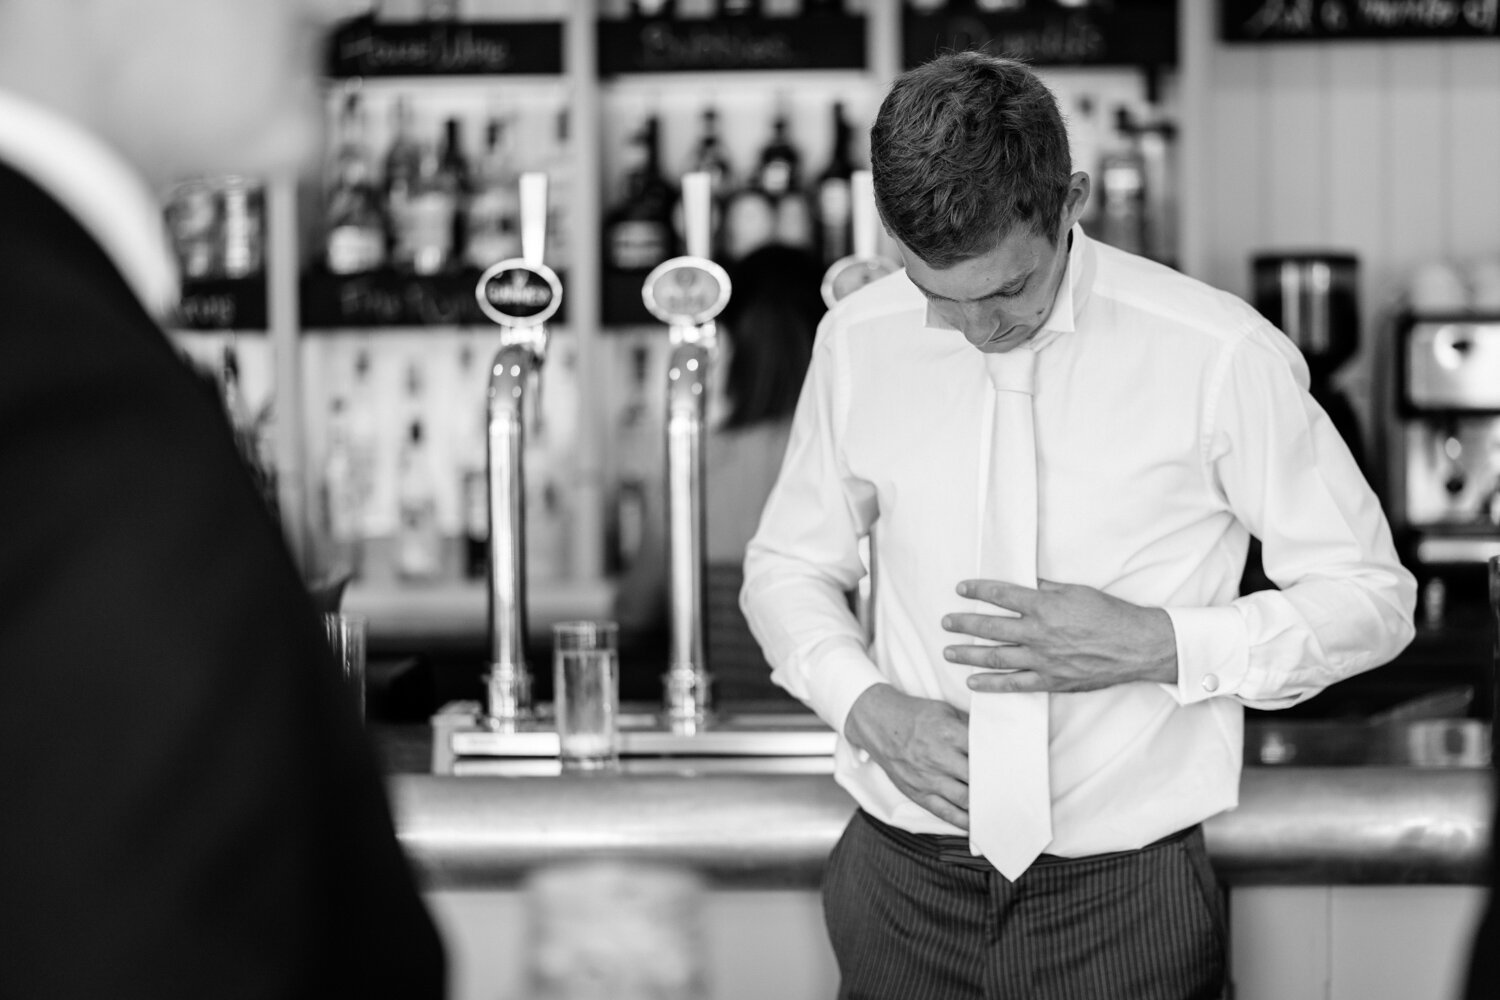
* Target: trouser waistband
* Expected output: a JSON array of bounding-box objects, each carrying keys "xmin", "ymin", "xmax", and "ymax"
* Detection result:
[{"xmin": 859, "ymin": 809, "xmax": 1199, "ymax": 872}]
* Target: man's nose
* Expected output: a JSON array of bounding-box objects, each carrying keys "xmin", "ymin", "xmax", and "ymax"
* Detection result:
[{"xmin": 954, "ymin": 302, "xmax": 1001, "ymax": 345}]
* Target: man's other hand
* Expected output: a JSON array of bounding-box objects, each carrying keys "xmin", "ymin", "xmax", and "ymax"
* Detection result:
[{"xmin": 941, "ymin": 579, "xmax": 1178, "ymax": 694}]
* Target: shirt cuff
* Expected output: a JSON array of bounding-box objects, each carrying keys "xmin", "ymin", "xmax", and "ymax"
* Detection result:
[
  {"xmin": 800, "ymin": 635, "xmax": 887, "ymax": 740},
  {"xmin": 1162, "ymin": 605, "xmax": 1250, "ymax": 705}
]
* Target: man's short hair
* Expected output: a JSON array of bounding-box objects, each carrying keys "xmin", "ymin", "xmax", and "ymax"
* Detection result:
[{"xmin": 870, "ymin": 52, "xmax": 1072, "ymax": 268}]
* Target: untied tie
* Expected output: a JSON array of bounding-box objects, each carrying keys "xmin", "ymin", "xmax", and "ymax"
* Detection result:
[{"xmin": 967, "ymin": 344, "xmax": 1052, "ymax": 880}]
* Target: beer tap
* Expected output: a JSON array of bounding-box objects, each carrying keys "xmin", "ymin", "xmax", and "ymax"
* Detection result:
[
  {"xmin": 642, "ymin": 172, "xmax": 732, "ymax": 732},
  {"xmin": 820, "ymin": 169, "xmax": 899, "ymax": 641},
  {"xmin": 820, "ymin": 170, "xmax": 899, "ymax": 309},
  {"xmin": 474, "ymin": 172, "xmax": 563, "ymax": 728}
]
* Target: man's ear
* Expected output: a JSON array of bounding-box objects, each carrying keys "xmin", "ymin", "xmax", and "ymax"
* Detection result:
[{"xmin": 1061, "ymin": 171, "xmax": 1091, "ymax": 231}]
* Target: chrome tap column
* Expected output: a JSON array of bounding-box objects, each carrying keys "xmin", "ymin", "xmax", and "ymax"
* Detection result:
[
  {"xmin": 642, "ymin": 172, "xmax": 732, "ymax": 731},
  {"xmin": 820, "ymin": 170, "xmax": 899, "ymax": 642},
  {"xmin": 474, "ymin": 173, "xmax": 563, "ymax": 728}
]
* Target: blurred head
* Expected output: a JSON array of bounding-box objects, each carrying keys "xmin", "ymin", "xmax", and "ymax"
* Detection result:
[
  {"xmin": 870, "ymin": 52, "xmax": 1089, "ymax": 353},
  {"xmin": 0, "ymin": 0, "xmax": 332, "ymax": 187},
  {"xmin": 719, "ymin": 244, "xmax": 825, "ymax": 431}
]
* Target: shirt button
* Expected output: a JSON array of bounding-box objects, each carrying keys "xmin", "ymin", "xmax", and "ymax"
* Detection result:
[{"xmin": 1202, "ymin": 674, "xmax": 1220, "ymax": 693}]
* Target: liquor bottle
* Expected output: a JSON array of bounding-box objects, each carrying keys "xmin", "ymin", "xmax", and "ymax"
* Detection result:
[
  {"xmin": 464, "ymin": 116, "xmax": 523, "ymax": 269},
  {"xmin": 396, "ymin": 418, "xmax": 443, "ymax": 580},
  {"xmin": 324, "ymin": 88, "xmax": 386, "ymax": 274},
  {"xmin": 1096, "ymin": 106, "xmax": 1146, "ymax": 257},
  {"xmin": 395, "ymin": 360, "xmax": 442, "ymax": 580},
  {"xmin": 722, "ymin": 187, "xmax": 777, "ymax": 259},
  {"xmin": 814, "ymin": 101, "xmax": 855, "ymax": 266},
  {"xmin": 400, "ymin": 126, "xmax": 459, "ymax": 275},
  {"xmin": 680, "ymin": 106, "xmax": 733, "ymax": 256},
  {"xmin": 1068, "ymin": 94, "xmax": 1102, "ymax": 232},
  {"xmin": 629, "ymin": 0, "xmax": 677, "ymax": 17},
  {"xmin": 437, "ymin": 117, "xmax": 472, "ymax": 263},
  {"xmin": 604, "ymin": 114, "xmax": 676, "ymax": 275},
  {"xmin": 544, "ymin": 107, "xmax": 575, "ymax": 272},
  {"xmin": 454, "ymin": 342, "xmax": 489, "ymax": 581},
  {"xmin": 219, "ymin": 344, "xmax": 279, "ymax": 523},
  {"xmin": 609, "ymin": 346, "xmax": 654, "ymax": 573},
  {"xmin": 219, "ymin": 176, "xmax": 263, "ymax": 279},
  {"xmin": 755, "ymin": 111, "xmax": 801, "ymax": 201},
  {"xmin": 346, "ymin": 347, "xmax": 379, "ymax": 546},
  {"xmin": 382, "ymin": 96, "xmax": 423, "ymax": 255},
  {"xmin": 322, "ymin": 396, "xmax": 367, "ymax": 577}
]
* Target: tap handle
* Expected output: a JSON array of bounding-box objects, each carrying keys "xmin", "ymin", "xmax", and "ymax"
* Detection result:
[
  {"xmin": 852, "ymin": 170, "xmax": 877, "ymax": 260},
  {"xmin": 682, "ymin": 171, "xmax": 713, "ymax": 261},
  {"xmin": 520, "ymin": 172, "xmax": 548, "ymax": 269}
]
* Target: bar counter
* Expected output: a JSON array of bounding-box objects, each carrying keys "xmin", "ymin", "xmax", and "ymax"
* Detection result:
[
  {"xmin": 386, "ymin": 756, "xmax": 1494, "ymax": 889},
  {"xmin": 378, "ymin": 726, "xmax": 1494, "ymax": 1000}
]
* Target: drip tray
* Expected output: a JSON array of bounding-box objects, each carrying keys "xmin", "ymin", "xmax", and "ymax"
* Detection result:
[{"xmin": 431, "ymin": 701, "xmax": 836, "ymax": 774}]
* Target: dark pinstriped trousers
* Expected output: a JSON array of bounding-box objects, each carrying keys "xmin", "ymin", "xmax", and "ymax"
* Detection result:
[{"xmin": 821, "ymin": 810, "xmax": 1227, "ymax": 1000}]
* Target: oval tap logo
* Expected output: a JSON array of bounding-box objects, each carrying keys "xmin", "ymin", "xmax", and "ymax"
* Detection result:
[{"xmin": 476, "ymin": 261, "xmax": 562, "ymax": 328}]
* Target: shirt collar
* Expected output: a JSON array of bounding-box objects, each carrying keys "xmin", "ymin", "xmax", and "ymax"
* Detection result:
[
  {"xmin": 920, "ymin": 224, "xmax": 1096, "ymax": 351},
  {"xmin": 0, "ymin": 88, "xmax": 179, "ymax": 319}
]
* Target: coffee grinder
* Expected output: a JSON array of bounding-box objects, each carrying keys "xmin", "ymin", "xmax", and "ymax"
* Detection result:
[{"xmin": 1252, "ymin": 251, "xmax": 1366, "ymax": 470}]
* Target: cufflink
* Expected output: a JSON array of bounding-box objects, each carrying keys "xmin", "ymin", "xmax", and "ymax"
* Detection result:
[{"xmin": 1202, "ymin": 674, "xmax": 1220, "ymax": 693}]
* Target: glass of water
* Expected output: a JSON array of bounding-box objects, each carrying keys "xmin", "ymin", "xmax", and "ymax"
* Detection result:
[{"xmin": 552, "ymin": 620, "xmax": 620, "ymax": 771}]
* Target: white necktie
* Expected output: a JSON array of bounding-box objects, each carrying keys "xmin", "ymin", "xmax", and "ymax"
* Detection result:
[{"xmin": 968, "ymin": 346, "xmax": 1052, "ymax": 880}]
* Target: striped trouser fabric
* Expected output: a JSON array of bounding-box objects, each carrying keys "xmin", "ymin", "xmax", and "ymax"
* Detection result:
[{"xmin": 821, "ymin": 810, "xmax": 1227, "ymax": 1000}]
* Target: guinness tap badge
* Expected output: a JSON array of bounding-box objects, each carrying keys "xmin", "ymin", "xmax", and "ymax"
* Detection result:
[{"xmin": 476, "ymin": 259, "xmax": 562, "ymax": 328}]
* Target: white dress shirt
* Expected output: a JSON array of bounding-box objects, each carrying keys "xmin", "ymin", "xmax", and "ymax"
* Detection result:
[
  {"xmin": 0, "ymin": 87, "xmax": 178, "ymax": 318},
  {"xmin": 741, "ymin": 226, "xmax": 1416, "ymax": 857}
]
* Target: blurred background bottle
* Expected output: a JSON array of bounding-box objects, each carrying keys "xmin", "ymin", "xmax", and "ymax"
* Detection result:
[
  {"xmin": 464, "ymin": 116, "xmax": 523, "ymax": 269},
  {"xmin": 604, "ymin": 113, "xmax": 676, "ymax": 277},
  {"xmin": 814, "ymin": 100, "xmax": 854, "ymax": 266},
  {"xmin": 608, "ymin": 345, "xmax": 655, "ymax": 575},
  {"xmin": 324, "ymin": 87, "xmax": 386, "ymax": 275}
]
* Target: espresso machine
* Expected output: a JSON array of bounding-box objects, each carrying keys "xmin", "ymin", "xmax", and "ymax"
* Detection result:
[{"xmin": 1392, "ymin": 312, "xmax": 1500, "ymax": 580}]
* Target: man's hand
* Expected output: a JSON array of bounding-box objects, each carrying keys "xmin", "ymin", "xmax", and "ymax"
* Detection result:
[
  {"xmin": 844, "ymin": 683, "xmax": 971, "ymax": 830},
  {"xmin": 942, "ymin": 579, "xmax": 1178, "ymax": 694}
]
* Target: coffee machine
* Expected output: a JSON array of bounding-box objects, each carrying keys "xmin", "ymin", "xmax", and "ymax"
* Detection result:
[{"xmin": 1392, "ymin": 313, "xmax": 1500, "ymax": 574}]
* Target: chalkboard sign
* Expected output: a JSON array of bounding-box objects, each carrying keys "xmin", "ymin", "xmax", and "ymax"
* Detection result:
[
  {"xmin": 301, "ymin": 268, "xmax": 568, "ymax": 329},
  {"xmin": 326, "ymin": 16, "xmax": 564, "ymax": 77},
  {"xmin": 598, "ymin": 13, "xmax": 866, "ymax": 74},
  {"xmin": 173, "ymin": 277, "xmax": 267, "ymax": 331},
  {"xmin": 903, "ymin": 0, "xmax": 1177, "ymax": 69},
  {"xmin": 1222, "ymin": 0, "xmax": 1500, "ymax": 42}
]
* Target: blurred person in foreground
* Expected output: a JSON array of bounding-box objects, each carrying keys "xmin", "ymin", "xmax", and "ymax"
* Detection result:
[
  {"xmin": 742, "ymin": 52, "xmax": 1416, "ymax": 999},
  {"xmin": 0, "ymin": 1, "xmax": 444, "ymax": 997},
  {"xmin": 614, "ymin": 244, "xmax": 822, "ymax": 703}
]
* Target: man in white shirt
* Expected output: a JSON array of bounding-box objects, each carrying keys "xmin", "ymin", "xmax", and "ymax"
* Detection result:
[{"xmin": 742, "ymin": 52, "xmax": 1415, "ymax": 999}]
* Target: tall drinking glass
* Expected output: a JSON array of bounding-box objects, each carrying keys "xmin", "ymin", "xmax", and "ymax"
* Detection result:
[
  {"xmin": 553, "ymin": 620, "xmax": 620, "ymax": 771},
  {"xmin": 323, "ymin": 611, "xmax": 367, "ymax": 721}
]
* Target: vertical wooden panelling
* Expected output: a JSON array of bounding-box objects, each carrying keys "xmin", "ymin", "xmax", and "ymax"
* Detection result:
[
  {"xmin": 1324, "ymin": 46, "xmax": 1388, "ymax": 307},
  {"xmin": 1445, "ymin": 43, "xmax": 1500, "ymax": 264},
  {"xmin": 1201, "ymin": 46, "xmax": 1267, "ymax": 296},
  {"xmin": 1383, "ymin": 44, "xmax": 1451, "ymax": 300},
  {"xmin": 1323, "ymin": 43, "xmax": 1389, "ymax": 457},
  {"xmin": 1264, "ymin": 46, "xmax": 1330, "ymax": 249}
]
